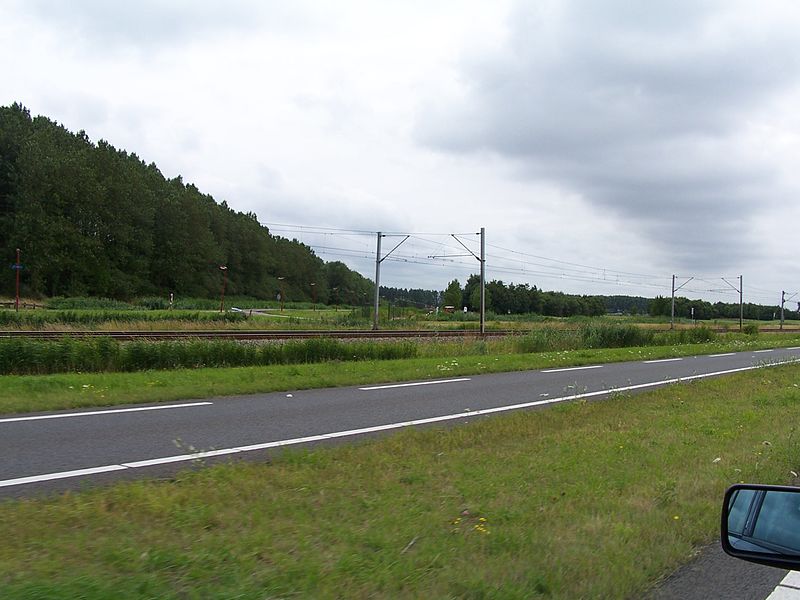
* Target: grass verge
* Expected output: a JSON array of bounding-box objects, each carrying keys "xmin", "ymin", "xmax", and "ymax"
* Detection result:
[
  {"xmin": 1, "ymin": 335, "xmax": 799, "ymax": 415},
  {"xmin": 2, "ymin": 365, "xmax": 800, "ymax": 598}
]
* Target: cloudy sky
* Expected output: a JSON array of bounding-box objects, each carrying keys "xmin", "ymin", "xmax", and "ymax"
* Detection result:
[{"xmin": 3, "ymin": 0, "xmax": 800, "ymax": 306}]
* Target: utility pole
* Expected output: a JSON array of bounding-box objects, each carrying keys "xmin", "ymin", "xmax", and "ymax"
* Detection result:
[
  {"xmin": 480, "ymin": 227, "xmax": 486, "ymax": 336},
  {"xmin": 373, "ymin": 232, "xmax": 409, "ymax": 330},
  {"xmin": 671, "ymin": 275, "xmax": 693, "ymax": 329},
  {"xmin": 739, "ymin": 275, "xmax": 743, "ymax": 332},
  {"xmin": 448, "ymin": 229, "xmax": 486, "ymax": 336},
  {"xmin": 780, "ymin": 291, "xmax": 797, "ymax": 330},
  {"xmin": 722, "ymin": 276, "xmax": 743, "ymax": 331},
  {"xmin": 373, "ymin": 232, "xmax": 381, "ymax": 330},
  {"xmin": 14, "ymin": 248, "xmax": 20, "ymax": 312}
]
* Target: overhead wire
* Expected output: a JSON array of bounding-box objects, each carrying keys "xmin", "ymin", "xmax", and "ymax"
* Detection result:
[{"xmin": 261, "ymin": 222, "xmax": 789, "ymax": 304}]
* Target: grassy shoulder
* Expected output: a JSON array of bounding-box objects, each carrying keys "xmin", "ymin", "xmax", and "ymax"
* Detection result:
[
  {"xmin": 2, "ymin": 365, "xmax": 800, "ymax": 598},
  {"xmin": 2, "ymin": 335, "xmax": 799, "ymax": 415}
]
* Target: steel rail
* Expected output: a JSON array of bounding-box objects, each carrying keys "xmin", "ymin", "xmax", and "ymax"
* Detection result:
[{"xmin": 2, "ymin": 326, "xmax": 799, "ymax": 341}]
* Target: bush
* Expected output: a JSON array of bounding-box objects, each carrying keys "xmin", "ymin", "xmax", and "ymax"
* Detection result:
[
  {"xmin": 581, "ymin": 324, "xmax": 654, "ymax": 349},
  {"xmin": 45, "ymin": 297, "xmax": 136, "ymax": 310},
  {"xmin": 513, "ymin": 329, "xmax": 581, "ymax": 353},
  {"xmin": 743, "ymin": 323, "xmax": 760, "ymax": 336}
]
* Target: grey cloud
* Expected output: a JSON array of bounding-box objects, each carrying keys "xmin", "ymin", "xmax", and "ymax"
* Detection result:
[
  {"xmin": 19, "ymin": 0, "xmax": 316, "ymax": 50},
  {"xmin": 418, "ymin": 0, "xmax": 800, "ymax": 272}
]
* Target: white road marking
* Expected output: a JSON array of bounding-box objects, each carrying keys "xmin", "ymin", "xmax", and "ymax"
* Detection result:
[
  {"xmin": 644, "ymin": 358, "xmax": 683, "ymax": 363},
  {"xmin": 0, "ymin": 465, "xmax": 127, "ymax": 487},
  {"xmin": 709, "ymin": 353, "xmax": 735, "ymax": 358},
  {"xmin": 4, "ymin": 357, "xmax": 799, "ymax": 489},
  {"xmin": 0, "ymin": 402, "xmax": 214, "ymax": 424},
  {"xmin": 754, "ymin": 349, "xmax": 775, "ymax": 353},
  {"xmin": 542, "ymin": 365, "xmax": 603, "ymax": 373},
  {"xmin": 359, "ymin": 378, "xmax": 471, "ymax": 391},
  {"xmin": 766, "ymin": 571, "xmax": 800, "ymax": 599},
  {"xmin": 788, "ymin": 347, "xmax": 800, "ymax": 351}
]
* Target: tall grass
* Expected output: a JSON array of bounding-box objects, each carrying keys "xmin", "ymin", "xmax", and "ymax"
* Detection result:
[
  {"xmin": 511, "ymin": 323, "xmax": 719, "ymax": 353},
  {"xmin": 0, "ymin": 310, "xmax": 248, "ymax": 328},
  {"xmin": 0, "ymin": 337, "xmax": 419, "ymax": 375},
  {"xmin": 0, "ymin": 323, "xmax": 724, "ymax": 376}
]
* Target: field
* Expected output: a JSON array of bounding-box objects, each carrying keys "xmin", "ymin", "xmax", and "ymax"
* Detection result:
[{"xmin": 4, "ymin": 296, "xmax": 796, "ymax": 332}]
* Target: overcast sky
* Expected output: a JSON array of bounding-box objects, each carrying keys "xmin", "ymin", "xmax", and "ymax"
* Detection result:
[{"xmin": 3, "ymin": 0, "xmax": 800, "ymax": 306}]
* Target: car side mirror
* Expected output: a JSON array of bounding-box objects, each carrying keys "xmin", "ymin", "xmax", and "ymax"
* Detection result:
[{"xmin": 722, "ymin": 484, "xmax": 800, "ymax": 570}]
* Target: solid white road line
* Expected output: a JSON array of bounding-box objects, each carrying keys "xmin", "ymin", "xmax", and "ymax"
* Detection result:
[
  {"xmin": 0, "ymin": 465, "xmax": 128, "ymax": 487},
  {"xmin": 359, "ymin": 378, "xmax": 471, "ymax": 391},
  {"xmin": 541, "ymin": 365, "xmax": 603, "ymax": 373},
  {"xmin": 0, "ymin": 402, "xmax": 214, "ymax": 424},
  {"xmin": 766, "ymin": 571, "xmax": 800, "ymax": 599},
  {"xmin": 644, "ymin": 358, "xmax": 683, "ymax": 363},
  {"xmin": 4, "ymin": 357, "xmax": 799, "ymax": 489}
]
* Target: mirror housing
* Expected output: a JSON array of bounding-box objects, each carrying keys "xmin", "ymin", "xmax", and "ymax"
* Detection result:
[{"xmin": 721, "ymin": 484, "xmax": 800, "ymax": 570}]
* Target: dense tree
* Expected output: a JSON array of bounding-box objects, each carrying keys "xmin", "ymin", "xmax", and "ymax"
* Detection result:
[
  {"xmin": 443, "ymin": 279, "xmax": 462, "ymax": 308},
  {"xmin": 0, "ymin": 104, "xmax": 371, "ymax": 302}
]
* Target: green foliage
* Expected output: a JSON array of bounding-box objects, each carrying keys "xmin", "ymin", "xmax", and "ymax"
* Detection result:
[
  {"xmin": 512, "ymin": 328, "xmax": 581, "ymax": 353},
  {"xmin": 514, "ymin": 323, "xmax": 717, "ymax": 353},
  {"xmin": 743, "ymin": 323, "xmax": 760, "ymax": 335},
  {"xmin": 0, "ymin": 337, "xmax": 418, "ymax": 375},
  {"xmin": 649, "ymin": 294, "xmax": 794, "ymax": 322},
  {"xmin": 442, "ymin": 279, "xmax": 462, "ymax": 308},
  {"xmin": 654, "ymin": 326, "xmax": 717, "ymax": 345},
  {"xmin": 0, "ymin": 104, "xmax": 372, "ymax": 304},
  {"xmin": 581, "ymin": 323, "xmax": 655, "ymax": 348},
  {"xmin": 45, "ymin": 297, "xmax": 137, "ymax": 310},
  {"xmin": 0, "ymin": 310, "xmax": 246, "ymax": 327}
]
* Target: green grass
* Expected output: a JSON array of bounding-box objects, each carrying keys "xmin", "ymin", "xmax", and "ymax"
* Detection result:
[
  {"xmin": 0, "ymin": 309, "xmax": 248, "ymax": 328},
  {"xmin": 2, "ymin": 365, "xmax": 800, "ymax": 598},
  {"xmin": 1, "ymin": 335, "xmax": 798, "ymax": 415},
  {"xmin": 0, "ymin": 337, "xmax": 419, "ymax": 375}
]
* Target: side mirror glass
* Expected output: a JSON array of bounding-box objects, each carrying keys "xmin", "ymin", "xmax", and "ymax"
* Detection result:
[{"xmin": 722, "ymin": 484, "xmax": 800, "ymax": 570}]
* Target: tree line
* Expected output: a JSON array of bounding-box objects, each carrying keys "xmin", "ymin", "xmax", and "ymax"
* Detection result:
[
  {"xmin": 648, "ymin": 295, "xmax": 799, "ymax": 322},
  {"xmin": 0, "ymin": 103, "xmax": 372, "ymax": 303},
  {"xmin": 442, "ymin": 276, "xmax": 606, "ymax": 317}
]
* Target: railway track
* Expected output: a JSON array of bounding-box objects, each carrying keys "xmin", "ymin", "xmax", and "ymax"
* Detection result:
[
  {"xmin": 0, "ymin": 329, "xmax": 510, "ymax": 341},
  {"xmin": 2, "ymin": 327, "xmax": 799, "ymax": 341}
]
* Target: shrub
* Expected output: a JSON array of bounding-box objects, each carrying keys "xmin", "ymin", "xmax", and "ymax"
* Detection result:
[
  {"xmin": 743, "ymin": 323, "xmax": 760, "ymax": 336},
  {"xmin": 581, "ymin": 323, "xmax": 654, "ymax": 349}
]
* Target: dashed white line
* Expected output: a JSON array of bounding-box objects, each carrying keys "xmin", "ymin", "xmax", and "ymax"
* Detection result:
[
  {"xmin": 542, "ymin": 365, "xmax": 603, "ymax": 373},
  {"xmin": 0, "ymin": 402, "xmax": 213, "ymax": 424},
  {"xmin": 359, "ymin": 378, "xmax": 471, "ymax": 391},
  {"xmin": 754, "ymin": 349, "xmax": 775, "ymax": 354},
  {"xmin": 4, "ymin": 357, "xmax": 799, "ymax": 489},
  {"xmin": 709, "ymin": 353, "xmax": 735, "ymax": 358},
  {"xmin": 644, "ymin": 358, "xmax": 683, "ymax": 364}
]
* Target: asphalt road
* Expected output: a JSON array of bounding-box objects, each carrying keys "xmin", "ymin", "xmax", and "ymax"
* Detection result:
[
  {"xmin": 3, "ymin": 345, "xmax": 800, "ymax": 598},
  {"xmin": 3, "ymin": 345, "xmax": 799, "ymax": 500}
]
